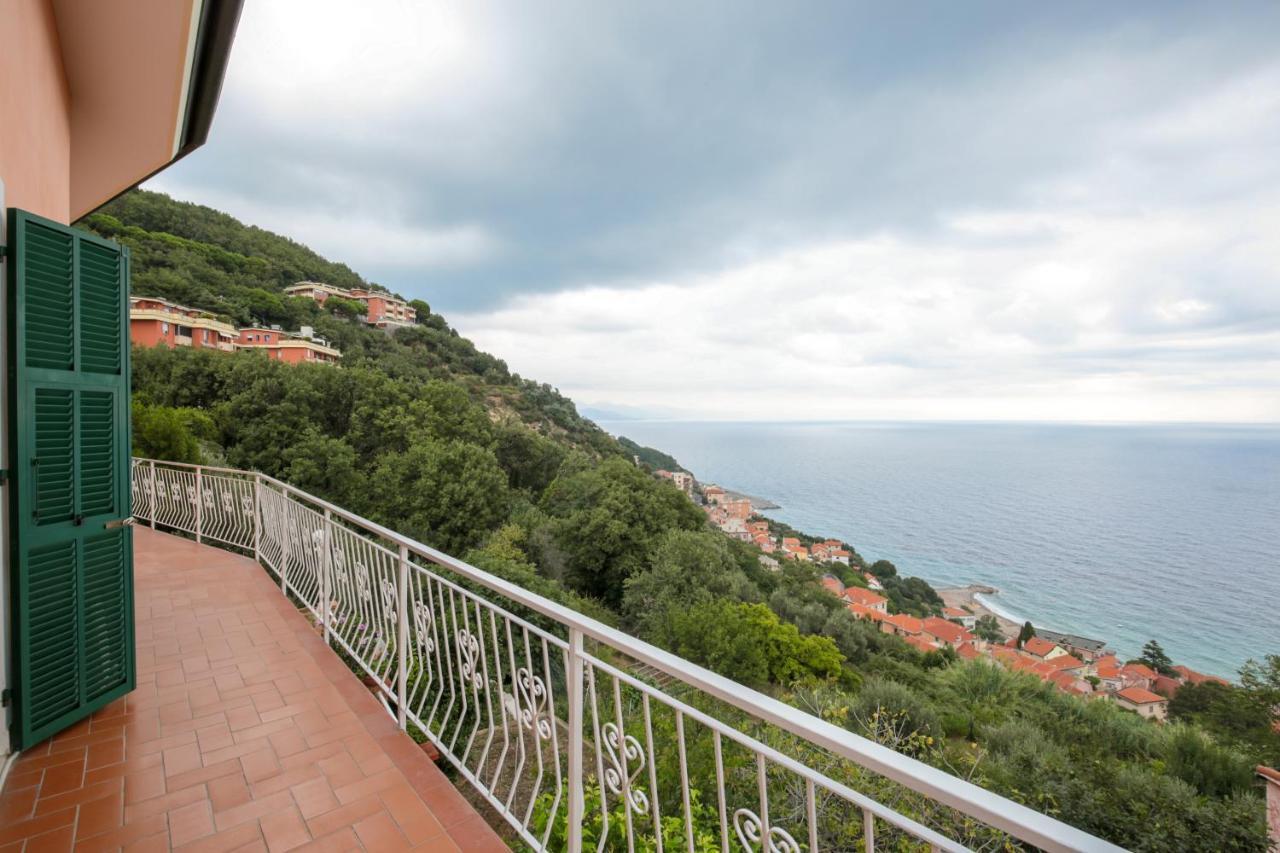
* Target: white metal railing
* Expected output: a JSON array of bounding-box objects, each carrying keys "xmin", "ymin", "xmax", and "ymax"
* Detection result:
[{"xmin": 130, "ymin": 458, "xmax": 1122, "ymax": 853}]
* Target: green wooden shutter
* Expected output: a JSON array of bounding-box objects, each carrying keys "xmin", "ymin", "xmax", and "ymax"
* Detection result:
[{"xmin": 7, "ymin": 209, "xmax": 135, "ymax": 749}]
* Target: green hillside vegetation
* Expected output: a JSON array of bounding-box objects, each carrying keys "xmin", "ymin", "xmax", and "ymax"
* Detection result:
[
  {"xmin": 98, "ymin": 190, "xmax": 1274, "ymax": 850},
  {"xmin": 617, "ymin": 435, "xmax": 686, "ymax": 472}
]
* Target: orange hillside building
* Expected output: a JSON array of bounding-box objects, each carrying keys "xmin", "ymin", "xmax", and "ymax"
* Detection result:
[
  {"xmin": 285, "ymin": 282, "xmax": 417, "ymax": 329},
  {"xmin": 237, "ymin": 327, "xmax": 341, "ymax": 365},
  {"xmin": 130, "ymin": 297, "xmax": 237, "ymax": 352}
]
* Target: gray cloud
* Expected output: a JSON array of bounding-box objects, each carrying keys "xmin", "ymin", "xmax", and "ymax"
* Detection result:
[{"xmin": 148, "ymin": 0, "xmax": 1280, "ymax": 421}]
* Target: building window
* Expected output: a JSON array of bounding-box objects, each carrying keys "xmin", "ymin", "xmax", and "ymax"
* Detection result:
[{"xmin": 162, "ymin": 322, "xmax": 169, "ymax": 334}]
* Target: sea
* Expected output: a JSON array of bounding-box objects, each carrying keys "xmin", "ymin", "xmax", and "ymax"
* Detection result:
[{"xmin": 599, "ymin": 420, "xmax": 1280, "ymax": 680}]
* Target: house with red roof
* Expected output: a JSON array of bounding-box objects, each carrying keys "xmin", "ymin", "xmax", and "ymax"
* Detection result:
[
  {"xmin": 863, "ymin": 573, "xmax": 884, "ymax": 591},
  {"xmin": 955, "ymin": 643, "xmax": 981, "ymax": 660},
  {"xmin": 820, "ymin": 575, "xmax": 845, "ymax": 597},
  {"xmin": 881, "ymin": 613, "xmax": 924, "ymax": 638},
  {"xmin": 843, "ymin": 587, "xmax": 887, "ymax": 613},
  {"xmin": 905, "ymin": 634, "xmax": 940, "ymax": 653},
  {"xmin": 1049, "ymin": 669, "xmax": 1093, "ymax": 697},
  {"xmin": 921, "ymin": 617, "xmax": 974, "ymax": 649},
  {"xmin": 1121, "ymin": 662, "xmax": 1158, "ymax": 690},
  {"xmin": 941, "ymin": 606, "xmax": 976, "ymax": 629},
  {"xmin": 1022, "ymin": 637, "xmax": 1066, "ymax": 660},
  {"xmin": 1114, "ymin": 687, "xmax": 1169, "ymax": 721},
  {"xmin": 1172, "ymin": 665, "xmax": 1229, "ymax": 687},
  {"xmin": 1093, "ymin": 656, "xmax": 1125, "ymax": 692},
  {"xmin": 1042, "ymin": 654, "xmax": 1085, "ymax": 674}
]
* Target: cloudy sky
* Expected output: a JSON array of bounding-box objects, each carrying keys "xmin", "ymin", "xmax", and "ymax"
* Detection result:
[{"xmin": 150, "ymin": 1, "xmax": 1280, "ymax": 422}]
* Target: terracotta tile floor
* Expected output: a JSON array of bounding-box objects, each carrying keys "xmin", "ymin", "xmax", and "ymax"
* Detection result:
[{"xmin": 0, "ymin": 528, "xmax": 509, "ymax": 851}]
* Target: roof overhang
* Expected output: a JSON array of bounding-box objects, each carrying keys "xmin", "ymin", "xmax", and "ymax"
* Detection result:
[{"xmin": 53, "ymin": 0, "xmax": 243, "ymax": 220}]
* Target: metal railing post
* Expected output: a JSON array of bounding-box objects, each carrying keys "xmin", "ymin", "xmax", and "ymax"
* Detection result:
[
  {"xmin": 280, "ymin": 494, "xmax": 291, "ymax": 595},
  {"xmin": 566, "ymin": 627, "xmax": 585, "ymax": 853},
  {"xmin": 397, "ymin": 544, "xmax": 409, "ymax": 730},
  {"xmin": 252, "ymin": 475, "xmax": 261, "ymax": 562},
  {"xmin": 148, "ymin": 460, "xmax": 156, "ymax": 529},
  {"xmin": 194, "ymin": 466, "xmax": 203, "ymax": 543},
  {"xmin": 321, "ymin": 509, "xmax": 332, "ymax": 643}
]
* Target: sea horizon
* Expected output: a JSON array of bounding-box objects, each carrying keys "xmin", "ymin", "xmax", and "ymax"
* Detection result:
[{"xmin": 601, "ymin": 419, "xmax": 1280, "ymax": 680}]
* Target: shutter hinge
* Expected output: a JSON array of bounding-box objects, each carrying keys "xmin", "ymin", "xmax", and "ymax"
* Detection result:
[
  {"xmin": 0, "ymin": 468, "xmax": 7, "ymax": 484},
  {"xmin": 0, "ymin": 244, "xmax": 7, "ymax": 259},
  {"xmin": 1, "ymin": 688, "xmax": 11, "ymax": 708}
]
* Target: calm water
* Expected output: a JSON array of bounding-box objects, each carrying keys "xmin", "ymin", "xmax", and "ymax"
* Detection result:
[{"xmin": 602, "ymin": 421, "xmax": 1280, "ymax": 679}]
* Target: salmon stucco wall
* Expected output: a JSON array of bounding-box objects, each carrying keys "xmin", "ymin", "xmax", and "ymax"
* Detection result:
[{"xmin": 0, "ymin": 0, "xmax": 72, "ymax": 222}]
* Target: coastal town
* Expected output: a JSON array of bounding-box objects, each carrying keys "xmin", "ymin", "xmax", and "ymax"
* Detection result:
[{"xmin": 655, "ymin": 467, "xmax": 1227, "ymax": 722}]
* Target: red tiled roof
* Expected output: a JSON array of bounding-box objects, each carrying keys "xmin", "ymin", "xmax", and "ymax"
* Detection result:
[
  {"xmin": 883, "ymin": 613, "xmax": 923, "ymax": 634},
  {"xmin": 820, "ymin": 576, "xmax": 845, "ymax": 595},
  {"xmin": 956, "ymin": 643, "xmax": 980, "ymax": 660},
  {"xmin": 1022, "ymin": 637, "xmax": 1059, "ymax": 658},
  {"xmin": 843, "ymin": 588, "xmax": 886, "ymax": 608},
  {"xmin": 991, "ymin": 647, "xmax": 1021, "ymax": 665},
  {"xmin": 1172, "ymin": 665, "xmax": 1229, "ymax": 686},
  {"xmin": 1117, "ymin": 686, "xmax": 1167, "ymax": 705},
  {"xmin": 1043, "ymin": 654, "xmax": 1084, "ymax": 672},
  {"xmin": 1095, "ymin": 657, "xmax": 1123, "ymax": 678},
  {"xmin": 941, "ymin": 607, "xmax": 969, "ymax": 619},
  {"xmin": 905, "ymin": 634, "xmax": 939, "ymax": 652},
  {"xmin": 921, "ymin": 617, "xmax": 969, "ymax": 645},
  {"xmin": 847, "ymin": 603, "xmax": 872, "ymax": 619},
  {"xmin": 1122, "ymin": 662, "xmax": 1158, "ymax": 681}
]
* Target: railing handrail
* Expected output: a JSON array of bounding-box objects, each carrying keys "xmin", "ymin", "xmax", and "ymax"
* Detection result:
[{"xmin": 134, "ymin": 457, "xmax": 1123, "ymax": 852}]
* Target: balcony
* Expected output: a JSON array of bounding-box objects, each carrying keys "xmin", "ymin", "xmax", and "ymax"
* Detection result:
[
  {"xmin": 0, "ymin": 528, "xmax": 505, "ymax": 850},
  {"xmin": 3, "ymin": 460, "xmax": 1124, "ymax": 851}
]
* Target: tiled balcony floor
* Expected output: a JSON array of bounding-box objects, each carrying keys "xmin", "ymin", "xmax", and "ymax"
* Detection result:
[{"xmin": 0, "ymin": 528, "xmax": 508, "ymax": 851}]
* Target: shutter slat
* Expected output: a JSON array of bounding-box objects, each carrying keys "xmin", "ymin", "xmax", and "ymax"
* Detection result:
[
  {"xmin": 23, "ymin": 542, "xmax": 81, "ymax": 729},
  {"xmin": 83, "ymin": 533, "xmax": 128, "ymax": 697},
  {"xmin": 79, "ymin": 241, "xmax": 122, "ymax": 375}
]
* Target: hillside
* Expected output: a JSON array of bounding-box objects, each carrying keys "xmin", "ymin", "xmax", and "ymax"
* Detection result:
[
  {"xmin": 88, "ymin": 190, "xmax": 1274, "ymax": 851},
  {"xmin": 87, "ymin": 192, "xmax": 618, "ymax": 455}
]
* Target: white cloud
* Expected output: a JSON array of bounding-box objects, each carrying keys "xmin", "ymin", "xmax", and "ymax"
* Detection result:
[{"xmin": 454, "ymin": 195, "xmax": 1280, "ymax": 422}]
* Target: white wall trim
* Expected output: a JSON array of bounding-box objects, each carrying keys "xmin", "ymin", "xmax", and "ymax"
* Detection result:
[{"xmin": 172, "ymin": 0, "xmax": 207, "ymax": 157}]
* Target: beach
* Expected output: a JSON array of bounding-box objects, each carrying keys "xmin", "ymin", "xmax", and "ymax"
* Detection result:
[{"xmin": 936, "ymin": 584, "xmax": 1019, "ymax": 638}]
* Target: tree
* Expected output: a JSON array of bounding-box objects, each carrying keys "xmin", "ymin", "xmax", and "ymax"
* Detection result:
[
  {"xmin": 622, "ymin": 529, "xmax": 753, "ymax": 642},
  {"xmin": 367, "ymin": 440, "xmax": 510, "ymax": 554},
  {"xmin": 539, "ymin": 457, "xmax": 704, "ymax": 607},
  {"xmin": 666, "ymin": 601, "xmax": 843, "ymax": 688},
  {"xmin": 132, "ymin": 399, "xmax": 214, "ymax": 464},
  {"xmin": 324, "ymin": 295, "xmax": 368, "ymax": 319},
  {"xmin": 1139, "ymin": 640, "xmax": 1174, "ymax": 675},
  {"xmin": 408, "ymin": 299, "xmax": 431, "ymax": 320},
  {"xmin": 974, "ymin": 615, "xmax": 1003, "ymax": 643},
  {"xmin": 1016, "ymin": 621, "xmax": 1036, "ymax": 649},
  {"xmin": 493, "ymin": 422, "xmax": 565, "ymax": 495},
  {"xmin": 280, "ymin": 429, "xmax": 363, "ymax": 507},
  {"xmin": 868, "ymin": 559, "xmax": 898, "ymax": 579}
]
